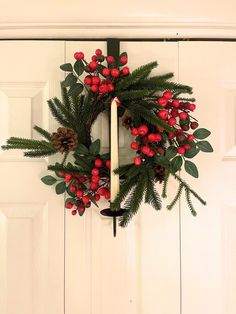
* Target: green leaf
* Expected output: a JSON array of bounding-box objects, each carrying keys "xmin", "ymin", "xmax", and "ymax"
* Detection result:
[
  {"xmin": 165, "ymin": 146, "xmax": 177, "ymax": 160},
  {"xmin": 184, "ymin": 147, "xmax": 200, "ymax": 159},
  {"xmin": 119, "ymin": 52, "xmax": 127, "ymax": 59},
  {"xmin": 184, "ymin": 160, "xmax": 199, "ymax": 178},
  {"xmin": 65, "ymin": 197, "xmax": 74, "ymax": 205},
  {"xmin": 41, "ymin": 175, "xmax": 57, "ymax": 185},
  {"xmin": 194, "ymin": 128, "xmax": 211, "ymax": 139},
  {"xmin": 68, "ymin": 83, "xmax": 83, "ymax": 97},
  {"xmin": 60, "ymin": 63, "xmax": 73, "ymax": 72},
  {"xmin": 171, "ymin": 156, "xmax": 183, "ymax": 173},
  {"xmin": 197, "ymin": 141, "xmax": 213, "ymax": 152},
  {"xmin": 78, "ymin": 208, "xmax": 86, "ymax": 216},
  {"xmin": 89, "ymin": 195, "xmax": 99, "ymax": 208},
  {"xmin": 61, "ymin": 73, "xmax": 77, "ymax": 87},
  {"xmin": 89, "ymin": 139, "xmax": 101, "ymax": 155},
  {"xmin": 97, "ymin": 64, "xmax": 106, "ymax": 75},
  {"xmin": 154, "ymin": 155, "xmax": 170, "ymax": 167},
  {"xmin": 55, "ymin": 182, "xmax": 66, "ymax": 194},
  {"xmin": 74, "ymin": 60, "xmax": 84, "ymax": 76},
  {"xmin": 76, "ymin": 143, "xmax": 89, "ymax": 155}
]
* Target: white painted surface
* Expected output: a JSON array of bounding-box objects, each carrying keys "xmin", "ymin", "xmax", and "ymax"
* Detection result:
[
  {"xmin": 179, "ymin": 41, "xmax": 236, "ymax": 314},
  {"xmin": 0, "ymin": 40, "xmax": 236, "ymax": 314},
  {"xmin": 0, "ymin": 41, "xmax": 65, "ymax": 314}
]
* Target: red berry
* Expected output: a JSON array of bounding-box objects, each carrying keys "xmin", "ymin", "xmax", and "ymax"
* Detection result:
[
  {"xmin": 168, "ymin": 133, "xmax": 175, "ymax": 139},
  {"xmin": 94, "ymin": 159, "xmax": 103, "ymax": 167},
  {"xmin": 134, "ymin": 157, "xmax": 142, "ymax": 166},
  {"xmin": 82, "ymin": 195, "xmax": 90, "ymax": 204},
  {"xmin": 98, "ymin": 187, "xmax": 106, "ymax": 196},
  {"xmin": 122, "ymin": 67, "xmax": 130, "ymax": 75},
  {"xmin": 157, "ymin": 126, "xmax": 164, "ymax": 132},
  {"xmin": 84, "ymin": 76, "xmax": 92, "ymax": 85},
  {"xmin": 70, "ymin": 185, "xmax": 77, "ymax": 193},
  {"xmin": 76, "ymin": 190, "xmax": 84, "ymax": 198},
  {"xmin": 154, "ymin": 133, "xmax": 162, "ymax": 142},
  {"xmin": 66, "ymin": 202, "xmax": 73, "ymax": 209},
  {"xmin": 163, "ymin": 90, "xmax": 173, "ymax": 100},
  {"xmin": 168, "ymin": 117, "xmax": 177, "ymax": 126},
  {"xmin": 171, "ymin": 108, "xmax": 179, "ymax": 118},
  {"xmin": 90, "ymin": 182, "xmax": 99, "ymax": 190},
  {"xmin": 90, "ymin": 85, "xmax": 99, "ymax": 93},
  {"xmin": 158, "ymin": 110, "xmax": 169, "ymax": 120},
  {"xmin": 91, "ymin": 168, "xmax": 99, "ymax": 176},
  {"xmin": 107, "ymin": 56, "xmax": 115, "ymax": 63},
  {"xmin": 138, "ymin": 125, "xmax": 149, "ymax": 136},
  {"xmin": 157, "ymin": 97, "xmax": 168, "ymax": 107},
  {"xmin": 131, "ymin": 142, "xmax": 139, "ymax": 150},
  {"xmin": 71, "ymin": 209, "xmax": 77, "ymax": 215},
  {"xmin": 107, "ymin": 84, "xmax": 114, "ymax": 92},
  {"xmin": 172, "ymin": 99, "xmax": 180, "ymax": 108},
  {"xmin": 95, "ymin": 49, "xmax": 102, "ymax": 55},
  {"xmin": 184, "ymin": 144, "xmax": 191, "ymax": 150},
  {"xmin": 179, "ymin": 112, "xmax": 188, "ymax": 120},
  {"xmin": 141, "ymin": 146, "xmax": 151, "ymax": 155},
  {"xmin": 92, "ymin": 76, "xmax": 101, "ymax": 85},
  {"xmin": 188, "ymin": 103, "xmax": 196, "ymax": 111},
  {"xmin": 188, "ymin": 135, "xmax": 195, "ymax": 141},
  {"xmin": 64, "ymin": 173, "xmax": 72, "ymax": 183},
  {"xmin": 106, "ymin": 160, "xmax": 111, "ymax": 169},
  {"xmin": 91, "ymin": 55, "xmax": 98, "ymax": 61},
  {"xmin": 177, "ymin": 147, "xmax": 185, "ymax": 154},
  {"xmin": 99, "ymin": 84, "xmax": 108, "ymax": 94},
  {"xmin": 120, "ymin": 55, "xmax": 128, "ymax": 65},
  {"xmin": 89, "ymin": 61, "xmax": 98, "ymax": 71},
  {"xmin": 131, "ymin": 128, "xmax": 138, "ymax": 136},
  {"xmin": 102, "ymin": 68, "xmax": 110, "ymax": 76},
  {"xmin": 94, "ymin": 194, "xmax": 100, "ymax": 201},
  {"xmin": 190, "ymin": 122, "xmax": 199, "ymax": 130},
  {"xmin": 148, "ymin": 133, "xmax": 162, "ymax": 142},
  {"xmin": 91, "ymin": 175, "xmax": 100, "ymax": 183},
  {"xmin": 147, "ymin": 150, "xmax": 154, "ymax": 157},
  {"xmin": 111, "ymin": 68, "xmax": 120, "ymax": 77},
  {"xmin": 104, "ymin": 190, "xmax": 110, "ymax": 200},
  {"xmin": 74, "ymin": 51, "xmax": 84, "ymax": 60},
  {"xmin": 77, "ymin": 207, "xmax": 85, "ymax": 213}
]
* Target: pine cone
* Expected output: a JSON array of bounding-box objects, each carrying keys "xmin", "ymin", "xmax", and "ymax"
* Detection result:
[
  {"xmin": 154, "ymin": 165, "xmax": 166, "ymax": 183},
  {"xmin": 51, "ymin": 127, "xmax": 78, "ymax": 153},
  {"xmin": 121, "ymin": 111, "xmax": 134, "ymax": 130}
]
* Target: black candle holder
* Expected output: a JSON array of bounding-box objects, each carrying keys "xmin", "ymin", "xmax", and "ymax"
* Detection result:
[{"xmin": 100, "ymin": 207, "xmax": 125, "ymax": 237}]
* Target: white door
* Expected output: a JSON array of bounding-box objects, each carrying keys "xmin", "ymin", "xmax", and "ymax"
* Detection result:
[
  {"xmin": 65, "ymin": 41, "xmax": 181, "ymax": 314},
  {"xmin": 179, "ymin": 41, "xmax": 236, "ymax": 314},
  {"xmin": 0, "ymin": 41, "xmax": 65, "ymax": 314}
]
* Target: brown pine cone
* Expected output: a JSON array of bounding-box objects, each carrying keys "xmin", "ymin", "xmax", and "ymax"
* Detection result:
[
  {"xmin": 51, "ymin": 127, "xmax": 78, "ymax": 153},
  {"xmin": 121, "ymin": 111, "xmax": 134, "ymax": 130},
  {"xmin": 154, "ymin": 165, "xmax": 166, "ymax": 183}
]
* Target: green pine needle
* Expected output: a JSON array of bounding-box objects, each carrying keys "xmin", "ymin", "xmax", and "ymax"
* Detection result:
[{"xmin": 33, "ymin": 125, "xmax": 52, "ymax": 141}]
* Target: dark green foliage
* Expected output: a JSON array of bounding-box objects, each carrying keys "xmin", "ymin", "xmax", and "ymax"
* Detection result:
[
  {"xmin": 34, "ymin": 125, "xmax": 52, "ymax": 140},
  {"xmin": 193, "ymin": 128, "xmax": 211, "ymax": 139},
  {"xmin": 116, "ymin": 61, "xmax": 158, "ymax": 90},
  {"xmin": 171, "ymin": 156, "xmax": 183, "ymax": 172},
  {"xmin": 119, "ymin": 176, "xmax": 147, "ymax": 227},
  {"xmin": 55, "ymin": 182, "xmax": 66, "ymax": 194},
  {"xmin": 184, "ymin": 160, "xmax": 199, "ymax": 178},
  {"xmin": 161, "ymin": 171, "xmax": 170, "ymax": 198},
  {"xmin": 196, "ymin": 141, "xmax": 213, "ymax": 152},
  {"xmin": 167, "ymin": 183, "xmax": 184, "ymax": 210},
  {"xmin": 41, "ymin": 175, "xmax": 57, "ymax": 185}
]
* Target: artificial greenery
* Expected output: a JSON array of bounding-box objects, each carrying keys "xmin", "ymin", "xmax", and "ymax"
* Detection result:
[{"xmin": 1, "ymin": 49, "xmax": 213, "ymax": 227}]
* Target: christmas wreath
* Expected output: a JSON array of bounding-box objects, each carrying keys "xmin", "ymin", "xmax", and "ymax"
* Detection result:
[{"xmin": 2, "ymin": 48, "xmax": 213, "ymax": 228}]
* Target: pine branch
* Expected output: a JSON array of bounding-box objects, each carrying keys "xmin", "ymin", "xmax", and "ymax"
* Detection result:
[
  {"xmin": 119, "ymin": 175, "xmax": 147, "ymax": 227},
  {"xmin": 185, "ymin": 188, "xmax": 197, "ymax": 216},
  {"xmin": 52, "ymin": 97, "xmax": 77, "ymax": 129},
  {"xmin": 111, "ymin": 177, "xmax": 137, "ymax": 211},
  {"xmin": 145, "ymin": 177, "xmax": 162, "ymax": 210},
  {"xmin": 33, "ymin": 125, "xmax": 52, "ymax": 141},
  {"xmin": 167, "ymin": 183, "xmax": 184, "ymax": 210},
  {"xmin": 156, "ymin": 81, "xmax": 193, "ymax": 94},
  {"xmin": 48, "ymin": 99, "xmax": 70, "ymax": 127},
  {"xmin": 132, "ymin": 73, "xmax": 174, "ymax": 89},
  {"xmin": 171, "ymin": 172, "xmax": 206, "ymax": 205},
  {"xmin": 2, "ymin": 137, "xmax": 54, "ymax": 150},
  {"xmin": 162, "ymin": 170, "xmax": 170, "ymax": 198},
  {"xmin": 117, "ymin": 90, "xmax": 153, "ymax": 101},
  {"xmin": 24, "ymin": 150, "xmax": 56, "ymax": 157},
  {"xmin": 116, "ymin": 61, "xmax": 158, "ymax": 90},
  {"xmin": 48, "ymin": 163, "xmax": 86, "ymax": 175},
  {"xmin": 61, "ymin": 85, "xmax": 72, "ymax": 111},
  {"xmin": 128, "ymin": 103, "xmax": 173, "ymax": 133}
]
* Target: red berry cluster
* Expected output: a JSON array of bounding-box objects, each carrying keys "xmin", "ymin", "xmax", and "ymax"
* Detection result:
[
  {"xmin": 74, "ymin": 49, "xmax": 129, "ymax": 95},
  {"xmin": 130, "ymin": 90, "xmax": 199, "ymax": 165},
  {"xmin": 63, "ymin": 158, "xmax": 111, "ymax": 215}
]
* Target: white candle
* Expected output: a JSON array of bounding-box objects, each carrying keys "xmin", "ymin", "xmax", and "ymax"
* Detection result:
[{"xmin": 110, "ymin": 97, "xmax": 120, "ymax": 203}]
